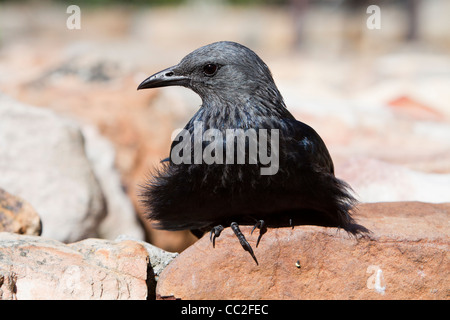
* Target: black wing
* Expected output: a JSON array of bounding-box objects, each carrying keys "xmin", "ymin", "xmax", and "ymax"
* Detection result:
[{"xmin": 283, "ymin": 118, "xmax": 335, "ymax": 175}]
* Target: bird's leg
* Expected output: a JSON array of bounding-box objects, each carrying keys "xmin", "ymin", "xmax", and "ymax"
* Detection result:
[
  {"xmin": 231, "ymin": 222, "xmax": 258, "ymax": 265},
  {"xmin": 251, "ymin": 220, "xmax": 267, "ymax": 248},
  {"xmin": 209, "ymin": 225, "xmax": 224, "ymax": 248},
  {"xmin": 289, "ymin": 218, "xmax": 294, "ymax": 229}
]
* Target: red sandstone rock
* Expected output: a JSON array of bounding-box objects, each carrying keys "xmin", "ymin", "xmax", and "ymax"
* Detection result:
[{"xmin": 156, "ymin": 202, "xmax": 449, "ymax": 300}]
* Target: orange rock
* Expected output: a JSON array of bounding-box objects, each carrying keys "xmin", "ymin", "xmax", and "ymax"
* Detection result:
[
  {"xmin": 0, "ymin": 188, "xmax": 41, "ymax": 236},
  {"xmin": 388, "ymin": 96, "xmax": 443, "ymax": 121},
  {"xmin": 156, "ymin": 202, "xmax": 449, "ymax": 300}
]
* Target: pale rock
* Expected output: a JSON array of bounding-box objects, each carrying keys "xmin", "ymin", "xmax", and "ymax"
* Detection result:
[
  {"xmin": 115, "ymin": 234, "xmax": 178, "ymax": 280},
  {"xmin": 0, "ymin": 232, "xmax": 150, "ymax": 300},
  {"xmin": 0, "ymin": 94, "xmax": 105, "ymax": 242},
  {"xmin": 338, "ymin": 157, "xmax": 450, "ymax": 203},
  {"xmin": 0, "ymin": 93, "xmax": 145, "ymax": 242},
  {"xmin": 82, "ymin": 125, "xmax": 145, "ymax": 240}
]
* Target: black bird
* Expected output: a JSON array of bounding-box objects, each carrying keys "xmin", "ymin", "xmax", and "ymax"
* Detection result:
[{"xmin": 138, "ymin": 41, "xmax": 368, "ymax": 264}]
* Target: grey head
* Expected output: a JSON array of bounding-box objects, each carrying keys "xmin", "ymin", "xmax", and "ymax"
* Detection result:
[{"xmin": 138, "ymin": 41, "xmax": 284, "ymax": 107}]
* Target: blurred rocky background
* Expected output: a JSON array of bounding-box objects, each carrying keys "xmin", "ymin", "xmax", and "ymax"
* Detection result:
[{"xmin": 0, "ymin": 0, "xmax": 449, "ymax": 266}]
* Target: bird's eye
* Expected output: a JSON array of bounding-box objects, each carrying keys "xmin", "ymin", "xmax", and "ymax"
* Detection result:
[{"xmin": 203, "ymin": 64, "xmax": 218, "ymax": 76}]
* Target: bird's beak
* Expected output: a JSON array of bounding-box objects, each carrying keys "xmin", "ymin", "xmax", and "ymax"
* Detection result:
[{"xmin": 137, "ymin": 65, "xmax": 189, "ymax": 90}]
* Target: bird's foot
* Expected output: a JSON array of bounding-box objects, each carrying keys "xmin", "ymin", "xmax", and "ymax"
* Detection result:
[
  {"xmin": 251, "ymin": 220, "xmax": 267, "ymax": 248},
  {"xmin": 231, "ymin": 222, "xmax": 258, "ymax": 265},
  {"xmin": 209, "ymin": 225, "xmax": 224, "ymax": 248}
]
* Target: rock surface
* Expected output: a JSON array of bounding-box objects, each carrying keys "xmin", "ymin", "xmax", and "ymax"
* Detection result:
[
  {"xmin": 0, "ymin": 95, "xmax": 105, "ymax": 242},
  {"xmin": 115, "ymin": 234, "xmax": 179, "ymax": 281},
  {"xmin": 0, "ymin": 94, "xmax": 144, "ymax": 242},
  {"xmin": 338, "ymin": 157, "xmax": 450, "ymax": 203},
  {"xmin": 82, "ymin": 125, "xmax": 145, "ymax": 240},
  {"xmin": 156, "ymin": 202, "xmax": 449, "ymax": 300},
  {"xmin": 0, "ymin": 202, "xmax": 447, "ymax": 300},
  {"xmin": 1, "ymin": 1, "xmax": 450, "ymax": 253},
  {"xmin": 0, "ymin": 188, "xmax": 42, "ymax": 236},
  {"xmin": 0, "ymin": 232, "xmax": 150, "ymax": 300}
]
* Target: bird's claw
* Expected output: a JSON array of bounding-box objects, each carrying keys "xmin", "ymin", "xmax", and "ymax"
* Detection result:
[
  {"xmin": 231, "ymin": 222, "xmax": 258, "ymax": 265},
  {"xmin": 209, "ymin": 225, "xmax": 224, "ymax": 248},
  {"xmin": 251, "ymin": 219, "xmax": 267, "ymax": 247}
]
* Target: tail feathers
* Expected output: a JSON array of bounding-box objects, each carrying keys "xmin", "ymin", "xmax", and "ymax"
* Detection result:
[
  {"xmin": 140, "ymin": 162, "xmax": 371, "ymax": 235},
  {"xmin": 329, "ymin": 175, "xmax": 370, "ymax": 236}
]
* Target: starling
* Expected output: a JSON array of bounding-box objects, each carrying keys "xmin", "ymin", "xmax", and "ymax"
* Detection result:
[{"xmin": 138, "ymin": 41, "xmax": 368, "ymax": 264}]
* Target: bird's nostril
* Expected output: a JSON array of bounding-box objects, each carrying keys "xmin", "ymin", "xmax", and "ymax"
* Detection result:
[{"xmin": 165, "ymin": 72, "xmax": 174, "ymax": 77}]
